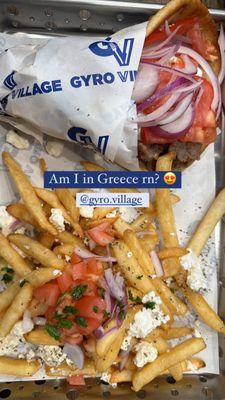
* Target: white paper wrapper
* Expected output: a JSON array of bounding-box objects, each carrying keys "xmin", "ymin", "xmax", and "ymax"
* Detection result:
[
  {"xmin": 0, "ymin": 23, "xmax": 147, "ymax": 169},
  {"xmin": 0, "ymin": 121, "xmax": 219, "ymax": 380}
]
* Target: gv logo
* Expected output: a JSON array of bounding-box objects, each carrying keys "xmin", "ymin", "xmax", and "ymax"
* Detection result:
[
  {"xmin": 89, "ymin": 37, "xmax": 134, "ymax": 67},
  {"xmin": 67, "ymin": 126, "xmax": 109, "ymax": 155},
  {"xmin": 3, "ymin": 71, "xmax": 17, "ymax": 90}
]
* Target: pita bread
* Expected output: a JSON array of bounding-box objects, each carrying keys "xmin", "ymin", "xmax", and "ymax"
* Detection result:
[{"xmin": 141, "ymin": 0, "xmax": 220, "ymax": 169}]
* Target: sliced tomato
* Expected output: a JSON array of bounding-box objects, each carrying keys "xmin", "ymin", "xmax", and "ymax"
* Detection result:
[
  {"xmin": 144, "ymin": 17, "xmax": 198, "ymax": 47},
  {"xmin": 34, "ymin": 283, "xmax": 60, "ymax": 306},
  {"xmin": 72, "ymin": 279, "xmax": 97, "ymax": 296},
  {"xmin": 87, "ymin": 222, "xmax": 114, "ymax": 247},
  {"xmin": 71, "ymin": 253, "xmax": 82, "ymax": 265},
  {"xmin": 76, "ymin": 317, "xmax": 101, "ymax": 335},
  {"xmin": 181, "ymin": 127, "xmax": 216, "ymax": 144},
  {"xmin": 141, "ymin": 128, "xmax": 173, "ymax": 144},
  {"xmin": 193, "ymin": 78, "xmax": 216, "ymax": 128},
  {"xmin": 187, "ymin": 23, "xmax": 218, "ymax": 62},
  {"xmin": 57, "ymin": 295, "xmax": 73, "ymax": 312},
  {"xmin": 57, "ymin": 271, "xmax": 73, "ymax": 293},
  {"xmin": 75, "ymin": 295, "xmax": 106, "ymax": 321},
  {"xmin": 45, "ymin": 306, "xmax": 56, "ymax": 320},
  {"xmin": 67, "ymin": 375, "xmax": 85, "ymax": 386},
  {"xmin": 86, "ymin": 258, "xmax": 103, "ymax": 279},
  {"xmin": 72, "ymin": 261, "xmax": 87, "ymax": 281}
]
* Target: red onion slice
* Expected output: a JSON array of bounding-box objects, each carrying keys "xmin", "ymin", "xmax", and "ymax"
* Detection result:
[
  {"xmin": 179, "ymin": 55, "xmax": 197, "ymax": 74},
  {"xmin": 74, "ymin": 247, "xmax": 116, "ymax": 263},
  {"xmin": 142, "ymin": 46, "xmax": 174, "ymax": 59},
  {"xmin": 145, "ymin": 25, "xmax": 181, "ymax": 52},
  {"xmin": 94, "ymin": 325, "xmax": 118, "ymax": 339},
  {"xmin": 137, "ymin": 93, "xmax": 180, "ymax": 125},
  {"xmin": 132, "ymin": 63, "xmax": 159, "ymax": 103},
  {"xmin": 140, "ymin": 61, "xmax": 196, "ymax": 83},
  {"xmin": 150, "ymin": 250, "xmax": 164, "ymax": 277},
  {"xmin": 63, "ymin": 343, "xmax": 84, "ymax": 369},
  {"xmin": 157, "ymin": 92, "xmax": 193, "ymax": 125},
  {"xmin": 9, "ymin": 220, "xmax": 23, "ymax": 232},
  {"xmin": 178, "ymin": 45, "xmax": 220, "ymax": 111},
  {"xmin": 218, "ymin": 24, "xmax": 225, "ymax": 85},
  {"xmin": 149, "ymin": 103, "xmax": 195, "ymax": 139},
  {"xmin": 104, "ymin": 269, "xmax": 125, "ymax": 301},
  {"xmin": 119, "ymin": 345, "xmax": 133, "ymax": 371}
]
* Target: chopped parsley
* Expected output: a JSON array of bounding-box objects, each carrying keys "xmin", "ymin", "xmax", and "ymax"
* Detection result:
[
  {"xmin": 75, "ymin": 316, "xmax": 87, "ymax": 327},
  {"xmin": 98, "ymin": 287, "xmax": 105, "ymax": 299},
  {"xmin": 71, "ymin": 285, "xmax": 87, "ymax": 300},
  {"xmin": 57, "ymin": 292, "xmax": 68, "ymax": 305},
  {"xmin": 58, "ymin": 319, "xmax": 72, "ymax": 329},
  {"xmin": 93, "ymin": 305, "xmax": 98, "ymax": 313},
  {"xmin": 118, "ymin": 310, "xmax": 126, "ymax": 320},
  {"xmin": 128, "ymin": 290, "xmax": 142, "ymax": 304},
  {"xmin": 136, "ymin": 275, "xmax": 143, "ymax": 280},
  {"xmin": 144, "ymin": 301, "xmax": 156, "ymax": 310},
  {"xmin": 63, "ymin": 306, "xmax": 78, "ymax": 314},
  {"xmin": 19, "ymin": 279, "xmax": 28, "ymax": 288},
  {"xmin": 2, "ymin": 267, "xmax": 14, "ymax": 284},
  {"xmin": 2, "ymin": 267, "xmax": 14, "ymax": 274},
  {"xmin": 103, "ymin": 309, "xmax": 110, "ymax": 318},
  {"xmin": 45, "ymin": 324, "xmax": 60, "ymax": 340}
]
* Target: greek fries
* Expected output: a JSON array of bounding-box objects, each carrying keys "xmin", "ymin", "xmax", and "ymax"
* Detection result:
[
  {"xmin": 25, "ymin": 328, "xmax": 61, "ymax": 345},
  {"xmin": 0, "ymin": 357, "xmax": 40, "ymax": 376},
  {"xmin": 0, "ymin": 233, "xmax": 31, "ymax": 276},
  {"xmin": 55, "ymin": 188, "xmax": 80, "ymax": 222}
]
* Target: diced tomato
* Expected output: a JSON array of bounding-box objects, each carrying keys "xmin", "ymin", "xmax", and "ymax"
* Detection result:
[
  {"xmin": 61, "ymin": 324, "xmax": 80, "ymax": 336},
  {"xmin": 86, "ymin": 258, "xmax": 103, "ymax": 279},
  {"xmin": 57, "ymin": 271, "xmax": 73, "ymax": 292},
  {"xmin": 34, "ymin": 283, "xmax": 60, "ymax": 306},
  {"xmin": 187, "ymin": 23, "xmax": 218, "ymax": 62},
  {"xmin": 45, "ymin": 306, "xmax": 56, "ymax": 320},
  {"xmin": 144, "ymin": 17, "xmax": 198, "ymax": 46},
  {"xmin": 72, "ymin": 261, "xmax": 87, "ymax": 281},
  {"xmin": 57, "ymin": 295, "xmax": 73, "ymax": 312},
  {"xmin": 76, "ymin": 317, "xmax": 101, "ymax": 335},
  {"xmin": 72, "ymin": 279, "xmax": 97, "ymax": 296},
  {"xmin": 87, "ymin": 222, "xmax": 114, "ymax": 247},
  {"xmin": 75, "ymin": 296, "xmax": 106, "ymax": 321},
  {"xmin": 67, "ymin": 375, "xmax": 85, "ymax": 386},
  {"xmin": 71, "ymin": 253, "xmax": 82, "ymax": 265}
]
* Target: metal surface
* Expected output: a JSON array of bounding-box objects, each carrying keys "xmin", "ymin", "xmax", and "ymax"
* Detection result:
[{"xmin": 0, "ymin": 0, "xmax": 225, "ymax": 398}]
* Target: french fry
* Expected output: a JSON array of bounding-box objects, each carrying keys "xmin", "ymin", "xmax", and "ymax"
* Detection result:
[
  {"xmin": 96, "ymin": 307, "xmax": 140, "ymax": 372},
  {"xmin": 26, "ymin": 267, "xmax": 62, "ymax": 288},
  {"xmin": 132, "ymin": 338, "xmax": 206, "ymax": 391},
  {"xmin": 123, "ymin": 229, "xmax": 155, "ymax": 276},
  {"xmin": 55, "ymin": 188, "xmax": 80, "ymax": 222},
  {"xmin": 152, "ymin": 278, "xmax": 187, "ymax": 316},
  {"xmin": 158, "ymin": 248, "xmax": 188, "ymax": 259},
  {"xmin": 188, "ymin": 188, "xmax": 225, "ymax": 256},
  {"xmin": 124, "ymin": 354, "xmax": 137, "ymax": 371},
  {"xmin": 160, "ymin": 326, "xmax": 193, "ymax": 340},
  {"xmin": 183, "ymin": 286, "xmax": 225, "ymax": 334},
  {"xmin": 0, "ymin": 283, "xmax": 33, "ymax": 337},
  {"xmin": 0, "ymin": 282, "xmax": 20, "ymax": 313},
  {"xmin": 39, "ymin": 158, "xmax": 47, "ymax": 174},
  {"xmin": 53, "ymin": 244, "xmax": 78, "ymax": 257},
  {"xmin": 38, "ymin": 231, "xmax": 55, "ymax": 249},
  {"xmin": 127, "ymin": 287, "xmax": 142, "ymax": 304},
  {"xmin": 28, "ymin": 299, "xmax": 48, "ymax": 318},
  {"xmin": 25, "ymin": 328, "xmax": 61, "ymax": 345},
  {"xmin": 0, "ymin": 233, "xmax": 31, "ymax": 276},
  {"xmin": 35, "ymin": 187, "xmax": 83, "ymax": 237},
  {"xmin": 162, "ymin": 257, "xmax": 181, "ymax": 277},
  {"xmin": 130, "ymin": 213, "xmax": 155, "ymax": 232},
  {"xmin": 93, "ymin": 207, "xmax": 116, "ymax": 220},
  {"xmin": 7, "ymin": 203, "xmax": 39, "ymax": 228},
  {"xmin": 96, "ymin": 319, "xmax": 118, "ymax": 358},
  {"xmin": 184, "ymin": 357, "xmax": 205, "ymax": 371},
  {"xmin": 45, "ymin": 359, "xmax": 97, "ymax": 376},
  {"xmin": 8, "ymin": 234, "xmax": 65, "ymax": 270},
  {"xmin": 112, "ymin": 240, "xmax": 173, "ymax": 322},
  {"xmin": 113, "ymin": 217, "xmax": 131, "ymax": 238},
  {"xmin": 139, "ymin": 234, "xmax": 159, "ymax": 252},
  {"xmin": 0, "ymin": 357, "xmax": 40, "ymax": 376},
  {"xmin": 2, "ymin": 151, "xmax": 57, "ymax": 235},
  {"xmin": 151, "ymin": 337, "xmax": 183, "ymax": 381},
  {"xmin": 110, "ymin": 369, "xmax": 133, "ymax": 383},
  {"xmin": 57, "ymin": 231, "xmax": 85, "ymax": 247}
]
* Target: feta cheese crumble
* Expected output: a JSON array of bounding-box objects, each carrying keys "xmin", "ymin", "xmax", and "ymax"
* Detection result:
[
  {"xmin": 0, "ymin": 206, "xmax": 17, "ymax": 235},
  {"xmin": 45, "ymin": 139, "xmax": 64, "ymax": 157},
  {"xmin": 118, "ymin": 207, "xmax": 139, "ymax": 224},
  {"xmin": 134, "ymin": 341, "xmax": 158, "ymax": 368},
  {"xmin": 106, "ymin": 210, "xmax": 117, "ymax": 218},
  {"xmin": 6, "ymin": 130, "xmax": 29, "ymax": 150},
  {"xmin": 36, "ymin": 345, "xmax": 73, "ymax": 367},
  {"xmin": 180, "ymin": 249, "xmax": 208, "ymax": 292},
  {"xmin": 101, "ymin": 371, "xmax": 111, "ymax": 383},
  {"xmin": 79, "ymin": 206, "xmax": 94, "ymax": 219},
  {"xmin": 128, "ymin": 291, "xmax": 170, "ymax": 339},
  {"xmin": 121, "ymin": 334, "xmax": 132, "ymax": 351},
  {"xmin": 49, "ymin": 208, "xmax": 65, "ymax": 232}
]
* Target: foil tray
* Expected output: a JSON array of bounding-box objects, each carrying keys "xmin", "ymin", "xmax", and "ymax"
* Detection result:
[{"xmin": 0, "ymin": 0, "xmax": 224, "ymax": 399}]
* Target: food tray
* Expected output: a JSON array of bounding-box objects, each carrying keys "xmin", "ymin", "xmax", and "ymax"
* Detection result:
[{"xmin": 0, "ymin": 0, "xmax": 225, "ymax": 399}]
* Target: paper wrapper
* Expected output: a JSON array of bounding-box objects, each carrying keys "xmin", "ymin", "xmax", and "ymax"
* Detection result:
[{"xmin": 0, "ymin": 123, "xmax": 219, "ymax": 380}]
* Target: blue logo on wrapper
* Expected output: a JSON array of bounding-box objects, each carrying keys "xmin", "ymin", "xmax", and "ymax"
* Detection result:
[
  {"xmin": 89, "ymin": 37, "xmax": 134, "ymax": 66},
  {"xmin": 67, "ymin": 126, "xmax": 109, "ymax": 155},
  {"xmin": 3, "ymin": 71, "xmax": 17, "ymax": 90},
  {"xmin": 44, "ymin": 171, "xmax": 181, "ymax": 189}
]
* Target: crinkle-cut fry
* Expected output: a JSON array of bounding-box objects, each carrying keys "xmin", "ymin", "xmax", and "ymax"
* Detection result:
[
  {"xmin": 2, "ymin": 152, "xmax": 57, "ymax": 235},
  {"xmin": 35, "ymin": 187, "xmax": 83, "ymax": 237},
  {"xmin": 188, "ymin": 188, "xmax": 225, "ymax": 256},
  {"xmin": 0, "ymin": 283, "xmax": 33, "ymax": 338},
  {"xmin": 38, "ymin": 231, "xmax": 55, "ymax": 249},
  {"xmin": 28, "ymin": 298, "xmax": 48, "ymax": 318},
  {"xmin": 95, "ymin": 306, "xmax": 141, "ymax": 372},
  {"xmin": 55, "ymin": 188, "xmax": 80, "ymax": 222},
  {"xmin": 160, "ymin": 326, "xmax": 193, "ymax": 340},
  {"xmin": 124, "ymin": 229, "xmax": 155, "ymax": 276},
  {"xmin": 8, "ymin": 234, "xmax": 65, "ymax": 270},
  {"xmin": 7, "ymin": 203, "xmax": 39, "ymax": 228},
  {"xmin": 152, "ymin": 278, "xmax": 187, "ymax": 316},
  {"xmin": 0, "ymin": 357, "xmax": 40, "ymax": 376},
  {"xmin": 96, "ymin": 319, "xmax": 118, "ymax": 357},
  {"xmin": 183, "ymin": 285, "xmax": 225, "ymax": 334},
  {"xmin": 45, "ymin": 359, "xmax": 97, "ymax": 376},
  {"xmin": 158, "ymin": 248, "xmax": 188, "ymax": 259},
  {"xmin": 39, "ymin": 158, "xmax": 47, "ymax": 174},
  {"xmin": 130, "ymin": 213, "xmax": 155, "ymax": 232},
  {"xmin": 112, "ymin": 240, "xmax": 173, "ymax": 323},
  {"xmin": 0, "ymin": 282, "xmax": 20, "ymax": 313},
  {"xmin": 132, "ymin": 338, "xmax": 206, "ymax": 391},
  {"xmin": 0, "ymin": 233, "xmax": 31, "ymax": 276},
  {"xmin": 25, "ymin": 328, "xmax": 61, "ymax": 345},
  {"xmin": 57, "ymin": 231, "xmax": 85, "ymax": 247},
  {"xmin": 110, "ymin": 369, "xmax": 133, "ymax": 383},
  {"xmin": 93, "ymin": 207, "xmax": 116, "ymax": 220}
]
